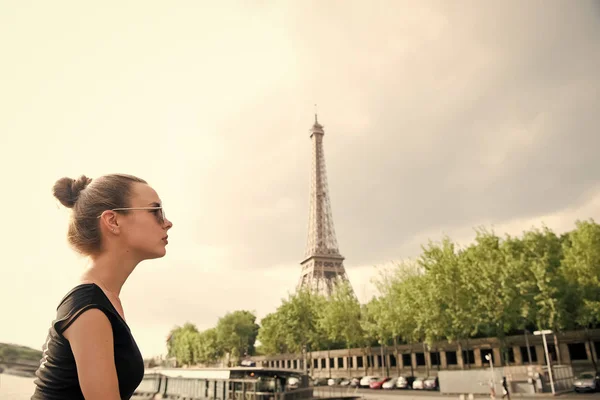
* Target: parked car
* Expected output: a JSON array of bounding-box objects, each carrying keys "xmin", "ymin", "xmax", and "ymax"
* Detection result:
[
  {"xmin": 423, "ymin": 376, "xmax": 439, "ymax": 390},
  {"xmin": 339, "ymin": 378, "xmax": 351, "ymax": 386},
  {"xmin": 350, "ymin": 377, "xmax": 362, "ymax": 387},
  {"xmin": 370, "ymin": 377, "xmax": 391, "ymax": 389},
  {"xmin": 359, "ymin": 376, "xmax": 379, "ymax": 388},
  {"xmin": 396, "ymin": 375, "xmax": 416, "ymax": 389},
  {"xmin": 382, "ymin": 377, "xmax": 398, "ymax": 389},
  {"xmin": 412, "ymin": 377, "xmax": 425, "ymax": 390},
  {"xmin": 574, "ymin": 371, "xmax": 600, "ymax": 392}
]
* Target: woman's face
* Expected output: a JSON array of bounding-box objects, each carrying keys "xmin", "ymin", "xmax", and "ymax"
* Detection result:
[{"xmin": 118, "ymin": 183, "xmax": 173, "ymax": 260}]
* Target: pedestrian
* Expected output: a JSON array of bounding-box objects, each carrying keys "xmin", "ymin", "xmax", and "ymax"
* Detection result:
[
  {"xmin": 502, "ymin": 376, "xmax": 510, "ymax": 400},
  {"xmin": 32, "ymin": 174, "xmax": 173, "ymax": 400}
]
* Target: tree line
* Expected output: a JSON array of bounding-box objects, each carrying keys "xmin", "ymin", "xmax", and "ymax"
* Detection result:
[{"xmin": 167, "ymin": 219, "xmax": 600, "ymax": 367}]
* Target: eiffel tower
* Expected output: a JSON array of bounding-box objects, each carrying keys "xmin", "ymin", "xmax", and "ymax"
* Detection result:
[{"xmin": 297, "ymin": 114, "xmax": 354, "ymax": 297}]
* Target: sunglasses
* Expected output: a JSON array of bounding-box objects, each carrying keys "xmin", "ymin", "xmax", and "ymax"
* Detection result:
[{"xmin": 98, "ymin": 207, "xmax": 166, "ymax": 225}]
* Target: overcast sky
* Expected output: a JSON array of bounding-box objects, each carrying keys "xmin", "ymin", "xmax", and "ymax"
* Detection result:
[{"xmin": 1, "ymin": 0, "xmax": 599, "ymax": 359}]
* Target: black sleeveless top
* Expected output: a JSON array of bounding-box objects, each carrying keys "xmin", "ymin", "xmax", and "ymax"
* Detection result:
[{"xmin": 31, "ymin": 283, "xmax": 145, "ymax": 399}]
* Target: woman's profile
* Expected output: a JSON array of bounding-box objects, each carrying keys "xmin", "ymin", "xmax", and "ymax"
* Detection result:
[{"xmin": 31, "ymin": 173, "xmax": 173, "ymax": 400}]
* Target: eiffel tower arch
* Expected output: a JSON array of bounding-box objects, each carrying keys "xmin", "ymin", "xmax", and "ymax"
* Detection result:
[{"xmin": 297, "ymin": 114, "xmax": 354, "ymax": 297}]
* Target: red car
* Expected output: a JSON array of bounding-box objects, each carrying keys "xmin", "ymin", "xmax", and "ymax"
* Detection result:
[{"xmin": 370, "ymin": 377, "xmax": 391, "ymax": 389}]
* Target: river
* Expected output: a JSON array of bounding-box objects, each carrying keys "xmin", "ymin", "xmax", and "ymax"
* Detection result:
[{"xmin": 0, "ymin": 373, "xmax": 35, "ymax": 399}]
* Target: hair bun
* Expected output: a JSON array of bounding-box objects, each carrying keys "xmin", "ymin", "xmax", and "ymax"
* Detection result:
[{"xmin": 53, "ymin": 175, "xmax": 93, "ymax": 208}]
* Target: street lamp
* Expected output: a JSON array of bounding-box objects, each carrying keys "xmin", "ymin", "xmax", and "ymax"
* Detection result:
[
  {"xmin": 485, "ymin": 353, "xmax": 495, "ymax": 397},
  {"xmin": 534, "ymin": 330, "xmax": 555, "ymax": 395}
]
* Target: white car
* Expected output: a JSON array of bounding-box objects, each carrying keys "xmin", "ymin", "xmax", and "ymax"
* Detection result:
[
  {"xmin": 412, "ymin": 377, "xmax": 425, "ymax": 389},
  {"xmin": 382, "ymin": 378, "xmax": 398, "ymax": 389},
  {"xmin": 423, "ymin": 376, "xmax": 439, "ymax": 390},
  {"xmin": 573, "ymin": 371, "xmax": 600, "ymax": 392},
  {"xmin": 359, "ymin": 376, "xmax": 379, "ymax": 388},
  {"xmin": 396, "ymin": 376, "xmax": 414, "ymax": 389}
]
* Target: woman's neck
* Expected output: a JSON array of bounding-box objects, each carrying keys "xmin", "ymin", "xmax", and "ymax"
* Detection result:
[{"xmin": 81, "ymin": 250, "xmax": 139, "ymax": 296}]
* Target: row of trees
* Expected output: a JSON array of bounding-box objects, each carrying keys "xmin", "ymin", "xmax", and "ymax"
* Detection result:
[
  {"xmin": 168, "ymin": 219, "xmax": 600, "ymax": 368},
  {"xmin": 167, "ymin": 310, "xmax": 259, "ymax": 366}
]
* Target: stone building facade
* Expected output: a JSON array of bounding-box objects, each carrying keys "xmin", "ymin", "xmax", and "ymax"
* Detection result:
[{"xmin": 250, "ymin": 329, "xmax": 600, "ymax": 378}]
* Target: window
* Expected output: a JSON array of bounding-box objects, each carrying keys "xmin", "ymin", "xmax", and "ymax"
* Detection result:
[
  {"xmin": 337, "ymin": 357, "xmax": 344, "ymax": 368},
  {"xmin": 321, "ymin": 358, "xmax": 326, "ymax": 369},
  {"xmin": 480, "ymin": 349, "xmax": 494, "ymax": 365},
  {"xmin": 430, "ymin": 352, "xmax": 440, "ymax": 366},
  {"xmin": 504, "ymin": 348, "xmax": 515, "ymax": 364},
  {"xmin": 416, "ymin": 353, "xmax": 425, "ymax": 366},
  {"xmin": 402, "ymin": 354, "xmax": 411, "ymax": 367},
  {"xmin": 544, "ymin": 344, "xmax": 557, "ymax": 364},
  {"xmin": 389, "ymin": 354, "xmax": 397, "ymax": 367},
  {"xmin": 463, "ymin": 350, "xmax": 475, "ymax": 365},
  {"xmin": 357, "ymin": 356, "xmax": 363, "ymax": 368},
  {"xmin": 568, "ymin": 343, "xmax": 588, "ymax": 361},
  {"xmin": 348, "ymin": 357, "xmax": 354, "ymax": 368},
  {"xmin": 520, "ymin": 346, "xmax": 537, "ymax": 363},
  {"xmin": 446, "ymin": 351, "xmax": 457, "ymax": 365}
]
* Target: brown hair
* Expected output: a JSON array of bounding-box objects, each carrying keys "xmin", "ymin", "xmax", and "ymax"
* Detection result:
[{"xmin": 52, "ymin": 174, "xmax": 147, "ymax": 256}]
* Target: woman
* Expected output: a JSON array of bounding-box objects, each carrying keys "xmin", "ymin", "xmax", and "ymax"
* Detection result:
[{"xmin": 32, "ymin": 174, "xmax": 173, "ymax": 400}]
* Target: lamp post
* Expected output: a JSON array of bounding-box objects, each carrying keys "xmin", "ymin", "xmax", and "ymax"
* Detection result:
[
  {"xmin": 485, "ymin": 353, "xmax": 495, "ymax": 398},
  {"xmin": 534, "ymin": 330, "xmax": 555, "ymax": 395}
]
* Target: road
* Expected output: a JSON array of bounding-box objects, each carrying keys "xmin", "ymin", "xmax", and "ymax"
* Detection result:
[{"xmin": 314, "ymin": 387, "xmax": 600, "ymax": 400}]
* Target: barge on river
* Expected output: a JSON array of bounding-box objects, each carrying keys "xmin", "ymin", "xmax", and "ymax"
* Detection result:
[{"xmin": 134, "ymin": 367, "xmax": 313, "ymax": 400}]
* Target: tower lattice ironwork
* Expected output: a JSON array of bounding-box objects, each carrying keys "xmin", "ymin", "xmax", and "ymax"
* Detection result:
[{"xmin": 297, "ymin": 115, "xmax": 354, "ymax": 297}]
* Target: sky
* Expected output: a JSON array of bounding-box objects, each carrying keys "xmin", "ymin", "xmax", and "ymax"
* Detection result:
[{"xmin": 1, "ymin": 0, "xmax": 599, "ymax": 359}]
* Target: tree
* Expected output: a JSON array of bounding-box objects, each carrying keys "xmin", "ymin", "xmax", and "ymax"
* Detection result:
[
  {"xmin": 377, "ymin": 261, "xmax": 425, "ymax": 376},
  {"xmin": 361, "ymin": 297, "xmax": 393, "ymax": 376},
  {"xmin": 193, "ymin": 328, "xmax": 223, "ymax": 365},
  {"xmin": 216, "ymin": 310, "xmax": 260, "ymax": 364},
  {"xmin": 279, "ymin": 289, "xmax": 327, "ymax": 372},
  {"xmin": 561, "ymin": 219, "xmax": 600, "ymax": 328},
  {"xmin": 561, "ymin": 219, "xmax": 600, "ymax": 369},
  {"xmin": 319, "ymin": 281, "xmax": 364, "ymax": 376},
  {"xmin": 459, "ymin": 229, "xmax": 523, "ymax": 365},
  {"xmin": 257, "ymin": 312, "xmax": 288, "ymax": 355},
  {"xmin": 417, "ymin": 238, "xmax": 476, "ymax": 370},
  {"xmin": 168, "ymin": 322, "xmax": 200, "ymax": 366}
]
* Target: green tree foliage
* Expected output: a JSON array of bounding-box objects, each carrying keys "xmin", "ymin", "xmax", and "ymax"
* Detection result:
[
  {"xmin": 168, "ymin": 322, "xmax": 199, "ymax": 366},
  {"xmin": 167, "ymin": 312, "xmax": 257, "ymax": 366},
  {"xmin": 561, "ymin": 219, "xmax": 600, "ymax": 328},
  {"xmin": 257, "ymin": 312, "xmax": 288, "ymax": 355},
  {"xmin": 215, "ymin": 310, "xmax": 260, "ymax": 361},
  {"xmin": 318, "ymin": 281, "xmax": 364, "ymax": 351},
  {"xmin": 193, "ymin": 328, "xmax": 223, "ymax": 364}
]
